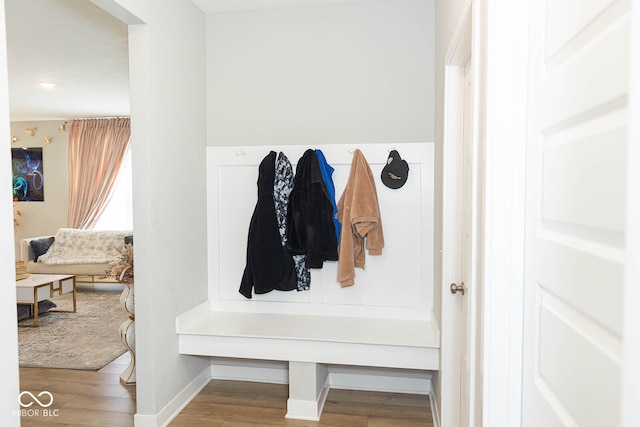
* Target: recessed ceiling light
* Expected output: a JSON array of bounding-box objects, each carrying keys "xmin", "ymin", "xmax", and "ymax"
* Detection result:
[{"xmin": 38, "ymin": 82, "xmax": 56, "ymax": 89}]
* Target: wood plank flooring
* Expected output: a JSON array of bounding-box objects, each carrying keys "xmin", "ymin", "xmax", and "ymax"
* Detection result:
[
  {"xmin": 19, "ymin": 352, "xmax": 135, "ymax": 427},
  {"xmin": 170, "ymin": 381, "xmax": 434, "ymax": 427},
  {"xmin": 20, "ymin": 355, "xmax": 433, "ymax": 426}
]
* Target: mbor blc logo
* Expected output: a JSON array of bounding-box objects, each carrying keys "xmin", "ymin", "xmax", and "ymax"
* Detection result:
[
  {"xmin": 14, "ymin": 391, "xmax": 59, "ymax": 417},
  {"xmin": 19, "ymin": 391, "xmax": 53, "ymax": 408}
]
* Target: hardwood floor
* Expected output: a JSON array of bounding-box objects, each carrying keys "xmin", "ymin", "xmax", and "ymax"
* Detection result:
[
  {"xmin": 169, "ymin": 381, "xmax": 433, "ymax": 427},
  {"xmin": 19, "ymin": 352, "xmax": 135, "ymax": 427},
  {"xmin": 20, "ymin": 356, "xmax": 433, "ymax": 426}
]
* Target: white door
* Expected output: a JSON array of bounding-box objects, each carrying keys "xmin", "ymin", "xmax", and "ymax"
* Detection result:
[
  {"xmin": 441, "ymin": 7, "xmax": 476, "ymax": 425},
  {"xmin": 522, "ymin": 1, "xmax": 630, "ymax": 425},
  {"xmin": 458, "ymin": 58, "xmax": 473, "ymax": 427}
]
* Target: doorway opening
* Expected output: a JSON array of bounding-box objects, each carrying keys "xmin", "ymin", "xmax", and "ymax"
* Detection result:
[{"xmin": 6, "ymin": 0, "xmax": 135, "ymax": 407}]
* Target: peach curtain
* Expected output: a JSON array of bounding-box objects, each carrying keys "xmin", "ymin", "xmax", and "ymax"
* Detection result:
[{"xmin": 67, "ymin": 118, "xmax": 131, "ymax": 229}]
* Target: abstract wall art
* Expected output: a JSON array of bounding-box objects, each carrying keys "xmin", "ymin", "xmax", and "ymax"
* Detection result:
[{"xmin": 12, "ymin": 147, "xmax": 44, "ymax": 201}]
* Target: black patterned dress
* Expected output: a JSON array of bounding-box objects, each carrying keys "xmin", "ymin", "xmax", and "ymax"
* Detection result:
[{"xmin": 274, "ymin": 152, "xmax": 310, "ymax": 291}]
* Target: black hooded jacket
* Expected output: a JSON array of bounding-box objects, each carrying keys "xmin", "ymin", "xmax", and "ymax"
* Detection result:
[
  {"xmin": 239, "ymin": 151, "xmax": 297, "ymax": 298},
  {"xmin": 286, "ymin": 149, "xmax": 338, "ymax": 268}
]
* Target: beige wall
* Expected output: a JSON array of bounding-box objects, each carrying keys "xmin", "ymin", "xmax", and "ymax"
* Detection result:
[
  {"xmin": 11, "ymin": 120, "xmax": 69, "ymax": 257},
  {"xmin": 205, "ymin": 0, "xmax": 435, "ymax": 147}
]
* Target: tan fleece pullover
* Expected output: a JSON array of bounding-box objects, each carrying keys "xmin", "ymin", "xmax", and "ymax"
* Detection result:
[{"xmin": 336, "ymin": 149, "xmax": 384, "ymax": 287}]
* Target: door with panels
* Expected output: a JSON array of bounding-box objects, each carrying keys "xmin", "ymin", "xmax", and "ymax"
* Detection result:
[{"xmin": 522, "ymin": 0, "xmax": 629, "ymax": 426}]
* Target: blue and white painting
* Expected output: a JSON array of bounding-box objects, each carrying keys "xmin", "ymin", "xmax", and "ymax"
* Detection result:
[{"xmin": 12, "ymin": 148, "xmax": 44, "ymax": 201}]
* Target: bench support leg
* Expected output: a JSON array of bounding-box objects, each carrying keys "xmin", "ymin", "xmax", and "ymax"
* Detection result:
[{"xmin": 286, "ymin": 361, "xmax": 330, "ymax": 421}]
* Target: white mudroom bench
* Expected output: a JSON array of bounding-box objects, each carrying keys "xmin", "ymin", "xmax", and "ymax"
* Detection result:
[
  {"xmin": 177, "ymin": 143, "xmax": 439, "ymax": 421},
  {"xmin": 177, "ymin": 306, "xmax": 440, "ymax": 420}
]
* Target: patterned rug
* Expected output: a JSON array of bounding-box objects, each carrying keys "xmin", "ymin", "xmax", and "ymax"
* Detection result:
[{"xmin": 18, "ymin": 290, "xmax": 128, "ymax": 370}]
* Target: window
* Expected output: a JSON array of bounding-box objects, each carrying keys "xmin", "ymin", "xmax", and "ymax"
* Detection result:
[{"xmin": 93, "ymin": 146, "xmax": 133, "ymax": 230}]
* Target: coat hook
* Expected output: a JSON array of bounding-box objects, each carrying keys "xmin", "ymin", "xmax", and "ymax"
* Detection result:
[
  {"xmin": 348, "ymin": 148, "xmax": 356, "ymax": 154},
  {"xmin": 235, "ymin": 150, "xmax": 246, "ymax": 156}
]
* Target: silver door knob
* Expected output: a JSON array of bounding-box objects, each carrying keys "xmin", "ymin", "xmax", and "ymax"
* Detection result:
[{"xmin": 450, "ymin": 282, "xmax": 465, "ymax": 295}]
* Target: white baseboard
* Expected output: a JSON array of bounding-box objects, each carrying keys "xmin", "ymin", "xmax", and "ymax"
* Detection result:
[
  {"xmin": 208, "ymin": 358, "xmax": 432, "ymax": 395},
  {"xmin": 132, "ymin": 413, "xmax": 156, "ymax": 427},
  {"xmin": 133, "ymin": 364, "xmax": 210, "ymax": 427},
  {"xmin": 329, "ymin": 365, "xmax": 432, "ymax": 395},
  {"xmin": 430, "ymin": 392, "xmax": 440, "ymax": 427},
  {"xmin": 210, "ymin": 358, "xmax": 288, "ymax": 384},
  {"xmin": 286, "ymin": 362, "xmax": 330, "ymax": 421}
]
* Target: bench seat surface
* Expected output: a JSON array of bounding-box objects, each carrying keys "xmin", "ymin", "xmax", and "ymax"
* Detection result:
[{"xmin": 177, "ymin": 309, "xmax": 440, "ymax": 370}]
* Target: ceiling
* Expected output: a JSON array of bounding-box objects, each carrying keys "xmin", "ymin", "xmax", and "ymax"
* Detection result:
[
  {"xmin": 5, "ymin": 0, "xmax": 129, "ymax": 122},
  {"xmin": 192, "ymin": 0, "xmax": 383, "ymax": 14},
  {"xmin": 4, "ymin": 0, "xmax": 382, "ymax": 122}
]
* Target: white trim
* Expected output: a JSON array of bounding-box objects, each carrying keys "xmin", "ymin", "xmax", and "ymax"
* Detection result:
[
  {"xmin": 133, "ymin": 365, "xmax": 210, "ymax": 427},
  {"xmin": 440, "ymin": 2, "xmax": 472, "ymax": 425},
  {"xmin": 479, "ymin": 0, "xmax": 528, "ymax": 425},
  {"xmin": 286, "ymin": 398, "xmax": 323, "ymax": 421},
  {"xmin": 207, "ymin": 359, "xmax": 434, "ymax": 395},
  {"xmin": 210, "ymin": 358, "xmax": 289, "ymax": 384},
  {"xmin": 622, "ymin": 1, "xmax": 640, "ymax": 425},
  {"xmin": 329, "ymin": 365, "xmax": 431, "ymax": 394},
  {"xmin": 430, "ymin": 391, "xmax": 441, "ymax": 427},
  {"xmin": 444, "ymin": 1, "xmax": 472, "ymax": 66},
  {"xmin": 286, "ymin": 363, "xmax": 330, "ymax": 421}
]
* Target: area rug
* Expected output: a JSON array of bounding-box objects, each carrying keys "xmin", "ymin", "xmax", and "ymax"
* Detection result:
[{"xmin": 18, "ymin": 290, "xmax": 128, "ymax": 370}]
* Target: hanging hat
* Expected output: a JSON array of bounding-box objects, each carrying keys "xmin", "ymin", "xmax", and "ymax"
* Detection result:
[{"xmin": 381, "ymin": 150, "xmax": 409, "ymax": 189}]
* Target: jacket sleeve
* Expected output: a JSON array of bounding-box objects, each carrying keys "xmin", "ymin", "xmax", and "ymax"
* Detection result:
[
  {"xmin": 286, "ymin": 154, "xmax": 308, "ymax": 255},
  {"xmin": 350, "ymin": 155, "xmax": 384, "ymax": 255},
  {"xmin": 239, "ymin": 240, "xmax": 254, "ymax": 298},
  {"xmin": 336, "ymin": 189, "xmax": 356, "ymax": 287},
  {"xmin": 305, "ymin": 154, "xmax": 338, "ymax": 268}
]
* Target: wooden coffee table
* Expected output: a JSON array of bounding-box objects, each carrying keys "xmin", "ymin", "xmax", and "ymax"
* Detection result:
[{"xmin": 16, "ymin": 274, "xmax": 76, "ymax": 327}]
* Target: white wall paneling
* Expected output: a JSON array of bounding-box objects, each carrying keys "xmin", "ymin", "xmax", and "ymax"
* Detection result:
[{"xmin": 206, "ymin": 142, "xmax": 434, "ymax": 321}]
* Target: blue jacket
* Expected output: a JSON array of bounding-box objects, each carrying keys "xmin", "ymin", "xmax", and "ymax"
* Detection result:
[{"xmin": 315, "ymin": 149, "xmax": 341, "ymax": 243}]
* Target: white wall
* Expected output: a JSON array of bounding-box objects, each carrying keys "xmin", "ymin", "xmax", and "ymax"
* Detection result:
[
  {"xmin": 100, "ymin": 1, "xmax": 211, "ymax": 424},
  {"xmin": 0, "ymin": 1, "xmax": 21, "ymax": 424},
  {"xmin": 205, "ymin": 0, "xmax": 434, "ymax": 147},
  {"xmin": 11, "ymin": 120, "xmax": 69, "ymax": 256}
]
